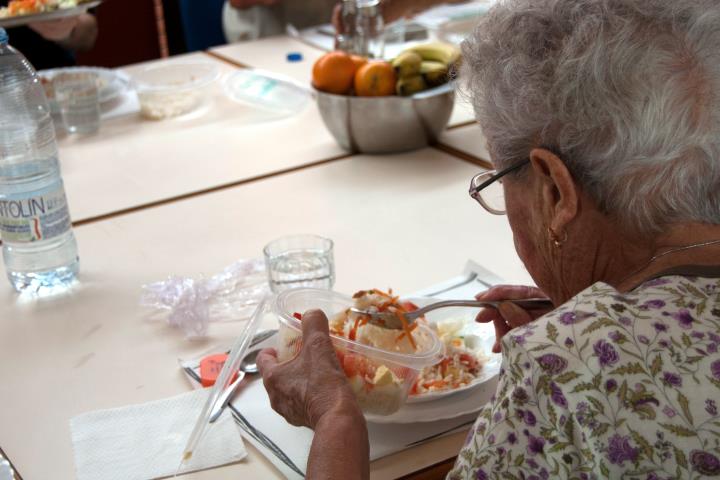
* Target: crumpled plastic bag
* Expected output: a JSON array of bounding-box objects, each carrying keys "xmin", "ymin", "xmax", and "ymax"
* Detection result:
[{"xmin": 140, "ymin": 259, "xmax": 270, "ymax": 338}]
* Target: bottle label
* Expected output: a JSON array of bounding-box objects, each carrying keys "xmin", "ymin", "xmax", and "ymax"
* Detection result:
[{"xmin": 0, "ymin": 183, "xmax": 72, "ymax": 243}]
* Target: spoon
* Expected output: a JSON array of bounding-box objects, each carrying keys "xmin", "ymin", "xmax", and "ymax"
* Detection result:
[
  {"xmin": 208, "ymin": 349, "xmax": 261, "ymax": 423},
  {"xmin": 350, "ymin": 298, "xmax": 554, "ymax": 330}
]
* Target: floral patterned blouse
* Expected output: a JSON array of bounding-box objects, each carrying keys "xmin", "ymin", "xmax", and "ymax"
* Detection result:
[{"xmin": 448, "ymin": 275, "xmax": 720, "ymax": 480}]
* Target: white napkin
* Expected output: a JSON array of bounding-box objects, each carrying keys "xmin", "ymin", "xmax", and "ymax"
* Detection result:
[{"xmin": 70, "ymin": 389, "xmax": 247, "ymax": 480}]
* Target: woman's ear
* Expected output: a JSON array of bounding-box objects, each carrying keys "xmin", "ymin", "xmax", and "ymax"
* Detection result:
[{"xmin": 528, "ymin": 148, "xmax": 579, "ymax": 233}]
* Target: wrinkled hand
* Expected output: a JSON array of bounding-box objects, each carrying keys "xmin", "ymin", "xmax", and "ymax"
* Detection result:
[
  {"xmin": 475, "ymin": 285, "xmax": 553, "ymax": 353},
  {"xmin": 258, "ymin": 309, "xmax": 360, "ymax": 429},
  {"xmin": 29, "ymin": 17, "xmax": 79, "ymax": 41}
]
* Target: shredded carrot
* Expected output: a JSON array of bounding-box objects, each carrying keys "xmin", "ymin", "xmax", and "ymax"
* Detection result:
[
  {"xmin": 349, "ymin": 314, "xmax": 362, "ymax": 341},
  {"xmin": 395, "ymin": 310, "xmax": 417, "ymax": 350}
]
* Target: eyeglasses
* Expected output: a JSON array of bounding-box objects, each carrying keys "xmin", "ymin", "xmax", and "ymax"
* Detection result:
[{"xmin": 468, "ymin": 159, "xmax": 529, "ymax": 215}]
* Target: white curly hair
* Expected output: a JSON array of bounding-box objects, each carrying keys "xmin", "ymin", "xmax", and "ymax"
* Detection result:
[{"xmin": 461, "ymin": 0, "xmax": 720, "ymax": 233}]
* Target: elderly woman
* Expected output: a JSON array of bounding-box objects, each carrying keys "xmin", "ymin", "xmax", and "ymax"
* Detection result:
[{"xmin": 257, "ymin": 0, "xmax": 720, "ymax": 477}]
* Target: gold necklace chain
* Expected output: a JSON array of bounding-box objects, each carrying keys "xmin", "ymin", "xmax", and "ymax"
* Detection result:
[{"xmin": 620, "ymin": 238, "xmax": 720, "ymax": 285}]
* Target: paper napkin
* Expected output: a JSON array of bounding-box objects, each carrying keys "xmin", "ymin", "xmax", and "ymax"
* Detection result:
[{"xmin": 70, "ymin": 388, "xmax": 246, "ymax": 480}]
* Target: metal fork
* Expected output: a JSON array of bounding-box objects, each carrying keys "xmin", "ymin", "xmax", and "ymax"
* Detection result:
[{"xmin": 349, "ymin": 298, "xmax": 553, "ymax": 330}]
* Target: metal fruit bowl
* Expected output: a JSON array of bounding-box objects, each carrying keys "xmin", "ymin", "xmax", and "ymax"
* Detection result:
[{"xmin": 315, "ymin": 83, "xmax": 455, "ymax": 154}]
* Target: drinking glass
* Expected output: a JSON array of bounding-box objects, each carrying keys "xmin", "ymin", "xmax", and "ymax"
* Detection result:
[
  {"xmin": 53, "ymin": 72, "xmax": 101, "ymax": 134},
  {"xmin": 263, "ymin": 235, "xmax": 335, "ymax": 293}
]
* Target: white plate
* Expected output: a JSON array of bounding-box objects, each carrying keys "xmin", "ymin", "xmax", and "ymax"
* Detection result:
[
  {"xmin": 404, "ymin": 297, "xmax": 501, "ymax": 404},
  {"xmin": 366, "ymin": 371, "xmax": 498, "ymax": 424},
  {"xmin": 39, "ymin": 66, "xmax": 131, "ymax": 108},
  {"xmin": 0, "ymin": 1, "xmax": 101, "ymax": 28}
]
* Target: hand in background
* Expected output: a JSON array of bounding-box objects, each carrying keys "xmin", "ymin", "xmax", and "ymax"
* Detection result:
[
  {"xmin": 475, "ymin": 285, "xmax": 553, "ymax": 353},
  {"xmin": 229, "ymin": 0, "xmax": 279, "ymax": 10},
  {"xmin": 29, "ymin": 16, "xmax": 79, "ymax": 41}
]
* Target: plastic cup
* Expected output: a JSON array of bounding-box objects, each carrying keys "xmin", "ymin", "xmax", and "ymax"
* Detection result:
[
  {"xmin": 263, "ymin": 234, "xmax": 335, "ymax": 293},
  {"xmin": 272, "ymin": 288, "xmax": 444, "ymax": 415},
  {"xmin": 53, "ymin": 72, "xmax": 101, "ymax": 134}
]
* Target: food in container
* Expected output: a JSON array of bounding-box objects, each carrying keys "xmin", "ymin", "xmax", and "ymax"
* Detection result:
[
  {"xmin": 273, "ymin": 288, "xmax": 444, "ymax": 416},
  {"xmin": 130, "ymin": 63, "xmax": 220, "ymax": 120}
]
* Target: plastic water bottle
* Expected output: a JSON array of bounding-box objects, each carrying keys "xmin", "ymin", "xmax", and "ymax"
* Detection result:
[{"xmin": 0, "ymin": 28, "xmax": 79, "ymax": 294}]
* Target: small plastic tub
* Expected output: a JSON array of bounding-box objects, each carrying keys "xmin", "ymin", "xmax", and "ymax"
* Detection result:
[
  {"xmin": 131, "ymin": 63, "xmax": 220, "ymax": 120},
  {"xmin": 273, "ymin": 288, "xmax": 444, "ymax": 416}
]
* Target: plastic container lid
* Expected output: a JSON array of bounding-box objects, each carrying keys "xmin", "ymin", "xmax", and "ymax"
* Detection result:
[
  {"xmin": 224, "ymin": 69, "xmax": 312, "ymax": 116},
  {"xmin": 0, "ymin": 28, "xmax": 8, "ymax": 45},
  {"xmin": 274, "ymin": 288, "xmax": 444, "ymax": 369}
]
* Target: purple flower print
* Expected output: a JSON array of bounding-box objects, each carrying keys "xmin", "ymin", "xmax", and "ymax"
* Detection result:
[
  {"xmin": 644, "ymin": 278, "xmax": 671, "ymax": 287},
  {"xmin": 527, "ymin": 436, "xmax": 545, "ymax": 456},
  {"xmin": 605, "ymin": 379, "xmax": 618, "ymax": 392},
  {"xmin": 653, "ymin": 322, "xmax": 668, "ymax": 332},
  {"xmin": 508, "ymin": 432, "xmax": 518, "ymax": 444},
  {"xmin": 539, "ymin": 468, "xmax": 549, "ymax": 480},
  {"xmin": 559, "ymin": 311, "xmax": 593, "ymax": 325},
  {"xmin": 663, "ymin": 406, "xmax": 676, "ymax": 418},
  {"xmin": 536, "ymin": 353, "xmax": 568, "ymax": 375},
  {"xmin": 620, "ymin": 316, "xmax": 632, "ymax": 326},
  {"xmin": 705, "ymin": 399, "xmax": 717, "ymax": 416},
  {"xmin": 487, "ymin": 434, "xmax": 496, "ymax": 444},
  {"xmin": 672, "ymin": 309, "xmax": 694, "ymax": 329},
  {"xmin": 662, "ymin": 372, "xmax": 682, "ymax": 388},
  {"xmin": 476, "ymin": 469, "xmax": 488, "ymax": 480},
  {"xmin": 493, "ymin": 412, "xmax": 502, "ymax": 423},
  {"xmin": 659, "ymin": 340, "xmax": 670, "ymax": 348},
  {"xmin": 691, "ymin": 331, "xmax": 705, "ymax": 339},
  {"xmin": 463, "ymin": 428, "xmax": 474, "ymax": 446},
  {"xmin": 550, "ymin": 382, "xmax": 568, "ymax": 408},
  {"xmin": 564, "ymin": 337, "xmax": 574, "ymax": 347},
  {"xmin": 643, "ymin": 299, "xmax": 666, "ymax": 309},
  {"xmin": 609, "ymin": 331, "xmax": 622, "ymax": 342},
  {"xmin": 710, "ymin": 343, "xmax": 718, "ymax": 354},
  {"xmin": 638, "ymin": 335, "xmax": 650, "ymax": 345},
  {"xmin": 527, "ymin": 459, "xmax": 539, "ymax": 469},
  {"xmin": 691, "ymin": 450, "xmax": 720, "ymax": 476},
  {"xmin": 525, "ymin": 410, "xmax": 537, "ymax": 426},
  {"xmin": 607, "ymin": 434, "xmax": 639, "ymax": 465},
  {"xmin": 510, "ymin": 334, "xmax": 527, "ymax": 346},
  {"xmin": 711, "ymin": 360, "xmax": 720, "ymax": 380},
  {"xmin": 710, "ymin": 332, "xmax": 720, "ymax": 344},
  {"xmin": 594, "ymin": 340, "xmax": 620, "ymax": 368},
  {"xmin": 512, "ymin": 387, "xmax": 529, "ymax": 404}
]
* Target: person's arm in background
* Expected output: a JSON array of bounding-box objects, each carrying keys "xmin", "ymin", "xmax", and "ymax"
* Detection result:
[
  {"xmin": 29, "ymin": 13, "xmax": 97, "ymax": 52},
  {"xmin": 229, "ymin": 0, "xmax": 278, "ymax": 9},
  {"xmin": 333, "ymin": 0, "xmax": 468, "ymax": 33}
]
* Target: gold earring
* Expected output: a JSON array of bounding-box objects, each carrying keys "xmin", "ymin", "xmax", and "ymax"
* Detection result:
[{"xmin": 549, "ymin": 227, "xmax": 567, "ymax": 248}]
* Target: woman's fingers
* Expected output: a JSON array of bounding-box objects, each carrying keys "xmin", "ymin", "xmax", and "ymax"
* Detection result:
[
  {"xmin": 476, "ymin": 284, "xmax": 546, "ymax": 302},
  {"xmin": 491, "ymin": 317, "xmax": 512, "ymax": 353},
  {"xmin": 498, "ymin": 301, "xmax": 534, "ymax": 328},
  {"xmin": 257, "ymin": 347, "xmax": 279, "ymax": 376}
]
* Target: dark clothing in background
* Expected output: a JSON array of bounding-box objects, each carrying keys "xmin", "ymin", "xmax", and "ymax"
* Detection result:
[{"xmin": 1, "ymin": 0, "xmax": 76, "ymax": 70}]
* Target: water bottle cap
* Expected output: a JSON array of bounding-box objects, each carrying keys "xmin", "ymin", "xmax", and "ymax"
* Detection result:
[
  {"xmin": 0, "ymin": 28, "xmax": 7, "ymax": 46},
  {"xmin": 286, "ymin": 52, "xmax": 303, "ymax": 62}
]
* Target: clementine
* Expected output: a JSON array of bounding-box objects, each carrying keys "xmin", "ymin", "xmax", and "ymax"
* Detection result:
[
  {"xmin": 354, "ymin": 61, "xmax": 397, "ymax": 97},
  {"xmin": 312, "ymin": 51, "xmax": 357, "ymax": 95}
]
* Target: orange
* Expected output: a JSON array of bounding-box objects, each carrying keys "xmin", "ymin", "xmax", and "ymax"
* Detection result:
[
  {"xmin": 350, "ymin": 54, "xmax": 368, "ymax": 71},
  {"xmin": 312, "ymin": 51, "xmax": 357, "ymax": 95},
  {"xmin": 353, "ymin": 61, "xmax": 397, "ymax": 97}
]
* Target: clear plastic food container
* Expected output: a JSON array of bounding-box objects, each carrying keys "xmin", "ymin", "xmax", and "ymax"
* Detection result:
[
  {"xmin": 131, "ymin": 63, "xmax": 220, "ymax": 120},
  {"xmin": 273, "ymin": 288, "xmax": 444, "ymax": 416}
]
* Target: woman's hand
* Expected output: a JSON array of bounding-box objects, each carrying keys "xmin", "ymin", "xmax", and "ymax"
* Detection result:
[
  {"xmin": 257, "ymin": 309, "xmax": 360, "ymax": 428},
  {"xmin": 475, "ymin": 285, "xmax": 553, "ymax": 353}
]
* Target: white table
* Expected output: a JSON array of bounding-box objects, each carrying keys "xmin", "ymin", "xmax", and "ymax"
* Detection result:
[
  {"xmin": 439, "ymin": 123, "xmax": 491, "ymax": 165},
  {"xmin": 58, "ymin": 52, "xmax": 345, "ymax": 224},
  {"xmin": 0, "ymin": 148, "xmax": 530, "ymax": 480}
]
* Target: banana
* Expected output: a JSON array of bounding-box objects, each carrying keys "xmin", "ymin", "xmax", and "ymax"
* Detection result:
[
  {"xmin": 420, "ymin": 61, "xmax": 449, "ymax": 87},
  {"xmin": 396, "ymin": 75, "xmax": 428, "ymax": 96},
  {"xmin": 392, "ymin": 51, "xmax": 422, "ymax": 78},
  {"xmin": 408, "ymin": 42, "xmax": 461, "ymax": 67}
]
